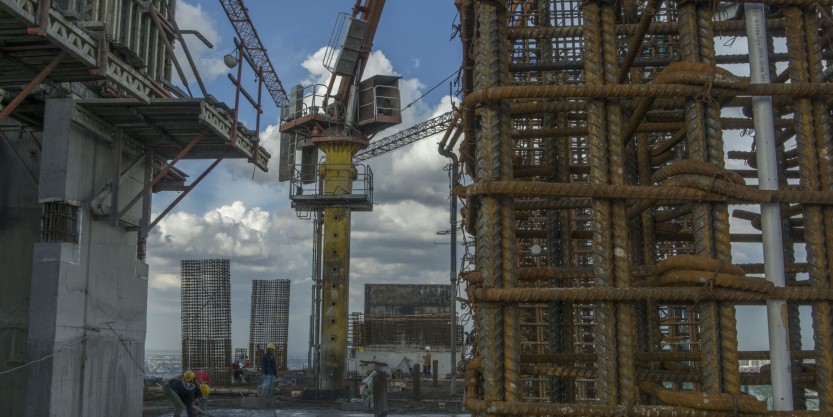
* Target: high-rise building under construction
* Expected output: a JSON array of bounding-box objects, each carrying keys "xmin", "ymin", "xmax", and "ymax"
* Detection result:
[
  {"xmin": 249, "ymin": 279, "xmax": 291, "ymax": 370},
  {"xmin": 181, "ymin": 259, "xmax": 232, "ymax": 385}
]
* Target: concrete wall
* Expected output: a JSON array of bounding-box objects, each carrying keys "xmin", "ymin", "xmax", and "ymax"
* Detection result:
[
  {"xmin": 0, "ymin": 97, "xmax": 150, "ymax": 417},
  {"xmin": 0, "ymin": 123, "xmax": 42, "ymax": 417}
]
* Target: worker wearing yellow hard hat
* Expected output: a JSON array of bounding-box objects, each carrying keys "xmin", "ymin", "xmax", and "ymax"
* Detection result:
[
  {"xmin": 163, "ymin": 369, "xmax": 203, "ymax": 417},
  {"xmin": 197, "ymin": 383, "xmax": 211, "ymax": 412},
  {"xmin": 259, "ymin": 342, "xmax": 278, "ymax": 396}
]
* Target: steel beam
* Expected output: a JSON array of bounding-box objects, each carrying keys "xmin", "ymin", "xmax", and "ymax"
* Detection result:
[
  {"xmin": 0, "ymin": 51, "xmax": 63, "ymax": 123},
  {"xmin": 149, "ymin": 149, "xmax": 231, "ymax": 231},
  {"xmin": 117, "ymin": 129, "xmax": 207, "ymax": 220}
]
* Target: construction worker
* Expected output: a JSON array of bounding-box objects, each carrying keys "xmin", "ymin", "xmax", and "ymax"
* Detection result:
[
  {"xmin": 422, "ymin": 346, "xmax": 432, "ymax": 377},
  {"xmin": 191, "ymin": 370, "xmax": 211, "ymax": 410},
  {"xmin": 260, "ymin": 342, "xmax": 278, "ymax": 395},
  {"xmin": 163, "ymin": 370, "xmax": 203, "ymax": 417},
  {"xmin": 198, "ymin": 383, "xmax": 211, "ymax": 412}
]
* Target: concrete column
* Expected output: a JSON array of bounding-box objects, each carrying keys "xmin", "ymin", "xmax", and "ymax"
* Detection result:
[
  {"xmin": 0, "ymin": 122, "xmax": 42, "ymax": 417},
  {"xmin": 372, "ymin": 371, "xmax": 387, "ymax": 417},
  {"xmin": 432, "ymin": 359, "xmax": 438, "ymax": 386},
  {"xmin": 412, "ymin": 364, "xmax": 420, "ymax": 400},
  {"xmin": 22, "ymin": 98, "xmax": 150, "ymax": 417}
]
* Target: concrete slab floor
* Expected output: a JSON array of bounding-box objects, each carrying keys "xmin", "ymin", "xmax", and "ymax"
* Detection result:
[
  {"xmin": 153, "ymin": 411, "xmax": 470, "ymax": 417},
  {"xmin": 145, "ymin": 378, "xmax": 467, "ymax": 416}
]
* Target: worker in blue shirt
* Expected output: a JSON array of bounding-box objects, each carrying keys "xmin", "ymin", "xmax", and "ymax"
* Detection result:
[{"xmin": 260, "ymin": 343, "xmax": 278, "ymax": 395}]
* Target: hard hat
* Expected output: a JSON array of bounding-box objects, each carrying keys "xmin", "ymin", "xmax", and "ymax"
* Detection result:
[
  {"xmin": 267, "ymin": 342, "xmax": 276, "ymax": 350},
  {"xmin": 425, "ymin": 346, "xmax": 431, "ymax": 351},
  {"xmin": 183, "ymin": 370, "xmax": 195, "ymax": 381},
  {"xmin": 200, "ymin": 384, "xmax": 211, "ymax": 397}
]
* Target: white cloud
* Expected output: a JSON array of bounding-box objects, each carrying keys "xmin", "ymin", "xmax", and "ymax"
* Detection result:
[
  {"xmin": 173, "ymin": 1, "xmax": 228, "ymax": 86},
  {"xmin": 301, "ymin": 47, "xmax": 334, "ymax": 87},
  {"xmin": 362, "ymin": 50, "xmax": 397, "ymax": 79},
  {"xmin": 151, "ymin": 201, "xmax": 271, "ymax": 259},
  {"xmin": 149, "ymin": 273, "xmax": 180, "ymax": 291}
]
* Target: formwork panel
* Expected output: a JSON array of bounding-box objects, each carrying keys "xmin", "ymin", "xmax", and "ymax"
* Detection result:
[{"xmin": 181, "ymin": 259, "xmax": 232, "ymax": 385}]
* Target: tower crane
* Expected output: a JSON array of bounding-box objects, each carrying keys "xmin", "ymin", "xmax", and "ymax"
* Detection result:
[
  {"xmin": 278, "ymin": 0, "xmax": 400, "ymax": 391},
  {"xmin": 216, "ymin": 0, "xmax": 453, "ymax": 390}
]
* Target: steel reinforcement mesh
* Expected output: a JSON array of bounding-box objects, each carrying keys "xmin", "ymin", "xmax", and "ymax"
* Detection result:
[
  {"xmin": 453, "ymin": 0, "xmax": 833, "ymax": 415},
  {"xmin": 181, "ymin": 259, "xmax": 232, "ymax": 385},
  {"xmin": 249, "ymin": 279, "xmax": 290, "ymax": 371},
  {"xmin": 234, "ymin": 348, "xmax": 247, "ymax": 363},
  {"xmin": 348, "ymin": 312, "xmax": 464, "ymax": 349}
]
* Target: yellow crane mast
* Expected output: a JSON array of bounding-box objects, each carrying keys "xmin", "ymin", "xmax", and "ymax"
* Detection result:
[{"xmin": 278, "ymin": 0, "xmax": 401, "ymax": 391}]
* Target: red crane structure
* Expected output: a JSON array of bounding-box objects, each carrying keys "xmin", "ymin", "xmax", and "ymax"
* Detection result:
[{"xmin": 218, "ymin": 0, "xmax": 289, "ymax": 108}]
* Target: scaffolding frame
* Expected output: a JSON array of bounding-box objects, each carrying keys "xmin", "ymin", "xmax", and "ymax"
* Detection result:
[{"xmin": 181, "ymin": 259, "xmax": 232, "ymax": 386}]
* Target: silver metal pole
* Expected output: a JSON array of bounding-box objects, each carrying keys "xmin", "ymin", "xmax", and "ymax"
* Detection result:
[{"xmin": 744, "ymin": 3, "xmax": 793, "ymax": 410}]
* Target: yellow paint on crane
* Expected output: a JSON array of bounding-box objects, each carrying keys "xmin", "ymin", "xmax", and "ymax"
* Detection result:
[{"xmin": 318, "ymin": 140, "xmax": 362, "ymax": 390}]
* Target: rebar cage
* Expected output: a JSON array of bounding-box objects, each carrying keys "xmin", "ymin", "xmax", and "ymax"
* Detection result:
[
  {"xmin": 249, "ymin": 279, "xmax": 291, "ymax": 371},
  {"xmin": 348, "ymin": 313, "xmax": 464, "ymax": 350},
  {"xmin": 181, "ymin": 259, "xmax": 232, "ymax": 385},
  {"xmin": 454, "ymin": 0, "xmax": 833, "ymax": 414}
]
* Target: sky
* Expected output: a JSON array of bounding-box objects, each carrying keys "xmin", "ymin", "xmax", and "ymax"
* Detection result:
[
  {"xmin": 145, "ymin": 0, "xmax": 464, "ymax": 356},
  {"xmin": 144, "ymin": 0, "xmax": 817, "ymax": 359}
]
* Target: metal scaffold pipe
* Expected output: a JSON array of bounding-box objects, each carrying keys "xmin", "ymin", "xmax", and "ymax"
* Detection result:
[
  {"xmin": 744, "ymin": 3, "xmax": 794, "ymax": 410},
  {"xmin": 450, "ymin": 162, "xmax": 458, "ymax": 397}
]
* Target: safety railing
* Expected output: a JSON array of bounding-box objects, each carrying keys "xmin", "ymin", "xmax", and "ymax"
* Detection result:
[{"xmin": 288, "ymin": 163, "xmax": 373, "ymax": 212}]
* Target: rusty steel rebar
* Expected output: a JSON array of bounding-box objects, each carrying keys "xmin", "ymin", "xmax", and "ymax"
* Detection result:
[
  {"xmin": 460, "ymin": 180, "xmax": 833, "ymax": 205},
  {"xmin": 462, "ymin": 83, "xmax": 833, "ymax": 106},
  {"xmin": 454, "ymin": 0, "xmax": 833, "ymax": 415},
  {"xmin": 469, "ymin": 286, "xmax": 833, "ymax": 303}
]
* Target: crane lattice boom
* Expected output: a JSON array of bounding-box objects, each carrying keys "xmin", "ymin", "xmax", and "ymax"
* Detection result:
[
  {"xmin": 353, "ymin": 111, "xmax": 454, "ymax": 162},
  {"xmin": 219, "ymin": 0, "xmax": 289, "ymax": 106}
]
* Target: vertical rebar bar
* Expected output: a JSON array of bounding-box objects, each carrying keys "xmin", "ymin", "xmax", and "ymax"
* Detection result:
[
  {"xmin": 474, "ymin": 1, "xmax": 509, "ymax": 410},
  {"xmin": 584, "ymin": 0, "xmax": 617, "ymax": 405},
  {"xmin": 785, "ymin": 6, "xmax": 833, "ymax": 409},
  {"xmin": 678, "ymin": 0, "xmax": 722, "ymax": 394}
]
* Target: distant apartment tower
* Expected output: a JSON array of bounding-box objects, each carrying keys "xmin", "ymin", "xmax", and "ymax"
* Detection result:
[
  {"xmin": 181, "ymin": 259, "xmax": 232, "ymax": 385},
  {"xmin": 249, "ymin": 279, "xmax": 291, "ymax": 371}
]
